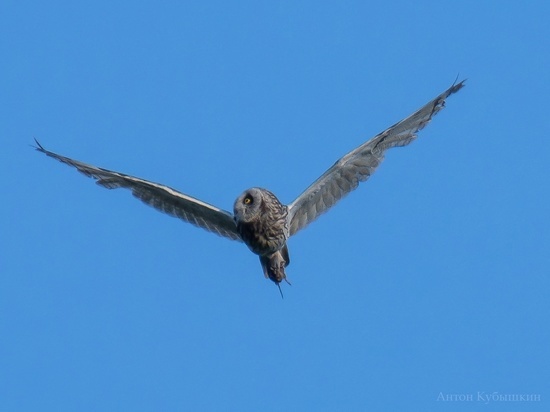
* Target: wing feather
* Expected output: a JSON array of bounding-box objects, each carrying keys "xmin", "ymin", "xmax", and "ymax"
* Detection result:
[
  {"xmin": 35, "ymin": 140, "xmax": 242, "ymax": 241},
  {"xmin": 287, "ymin": 80, "xmax": 465, "ymax": 236}
]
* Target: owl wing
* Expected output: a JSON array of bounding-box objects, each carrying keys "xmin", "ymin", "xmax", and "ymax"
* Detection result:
[
  {"xmin": 35, "ymin": 140, "xmax": 242, "ymax": 241},
  {"xmin": 287, "ymin": 80, "xmax": 465, "ymax": 237}
]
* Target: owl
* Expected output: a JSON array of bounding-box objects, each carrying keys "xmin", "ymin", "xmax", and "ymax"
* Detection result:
[{"xmin": 35, "ymin": 80, "xmax": 464, "ymax": 295}]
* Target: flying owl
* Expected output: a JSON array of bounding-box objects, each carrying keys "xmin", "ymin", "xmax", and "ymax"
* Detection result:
[{"xmin": 35, "ymin": 80, "xmax": 464, "ymax": 295}]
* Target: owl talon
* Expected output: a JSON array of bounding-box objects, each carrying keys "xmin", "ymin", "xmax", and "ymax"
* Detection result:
[{"xmin": 276, "ymin": 282, "xmax": 284, "ymax": 299}]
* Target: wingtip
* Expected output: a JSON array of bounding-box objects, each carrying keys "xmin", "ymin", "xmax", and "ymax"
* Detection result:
[
  {"xmin": 450, "ymin": 77, "xmax": 467, "ymax": 94},
  {"xmin": 33, "ymin": 138, "xmax": 45, "ymax": 152}
]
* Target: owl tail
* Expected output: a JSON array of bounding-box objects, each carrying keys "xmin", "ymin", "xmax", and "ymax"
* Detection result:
[{"xmin": 259, "ymin": 245, "xmax": 291, "ymax": 296}]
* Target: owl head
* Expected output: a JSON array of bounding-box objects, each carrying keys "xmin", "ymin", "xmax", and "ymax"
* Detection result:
[{"xmin": 233, "ymin": 187, "xmax": 265, "ymax": 224}]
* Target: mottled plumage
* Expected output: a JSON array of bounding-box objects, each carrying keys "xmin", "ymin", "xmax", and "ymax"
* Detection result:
[
  {"xmin": 35, "ymin": 80, "xmax": 465, "ymax": 293},
  {"xmin": 234, "ymin": 188, "xmax": 290, "ymax": 285}
]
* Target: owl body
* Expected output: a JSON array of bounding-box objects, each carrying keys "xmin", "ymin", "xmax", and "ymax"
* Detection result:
[{"xmin": 234, "ymin": 188, "xmax": 290, "ymax": 284}]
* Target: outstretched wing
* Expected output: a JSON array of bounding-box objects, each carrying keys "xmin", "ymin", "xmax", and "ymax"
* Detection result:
[
  {"xmin": 35, "ymin": 140, "xmax": 242, "ymax": 241},
  {"xmin": 287, "ymin": 80, "xmax": 465, "ymax": 236}
]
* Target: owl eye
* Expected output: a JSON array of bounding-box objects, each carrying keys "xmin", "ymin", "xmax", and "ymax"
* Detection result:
[{"xmin": 244, "ymin": 196, "xmax": 253, "ymax": 205}]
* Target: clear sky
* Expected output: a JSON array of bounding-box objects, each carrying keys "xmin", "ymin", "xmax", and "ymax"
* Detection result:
[{"xmin": 1, "ymin": 1, "xmax": 549, "ymax": 410}]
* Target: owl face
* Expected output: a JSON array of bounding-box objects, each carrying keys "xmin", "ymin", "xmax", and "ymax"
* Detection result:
[{"xmin": 233, "ymin": 187, "xmax": 264, "ymax": 224}]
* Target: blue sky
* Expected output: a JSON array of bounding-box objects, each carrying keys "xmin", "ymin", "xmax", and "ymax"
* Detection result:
[{"xmin": 2, "ymin": 1, "xmax": 549, "ymax": 410}]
